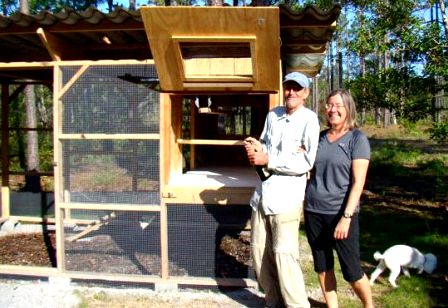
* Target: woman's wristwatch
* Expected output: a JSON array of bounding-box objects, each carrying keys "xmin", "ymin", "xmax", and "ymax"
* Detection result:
[{"xmin": 343, "ymin": 212, "xmax": 353, "ymax": 219}]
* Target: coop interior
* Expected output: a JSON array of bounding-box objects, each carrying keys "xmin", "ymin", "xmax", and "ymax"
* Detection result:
[{"xmin": 161, "ymin": 93, "xmax": 270, "ymax": 205}]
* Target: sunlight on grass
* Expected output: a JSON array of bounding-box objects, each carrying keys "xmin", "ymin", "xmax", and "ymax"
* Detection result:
[
  {"xmin": 376, "ymin": 277, "xmax": 433, "ymax": 308},
  {"xmin": 362, "ymin": 122, "xmax": 432, "ymax": 140}
]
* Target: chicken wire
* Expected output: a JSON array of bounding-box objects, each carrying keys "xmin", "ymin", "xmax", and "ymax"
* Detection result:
[
  {"xmin": 167, "ymin": 204, "xmax": 254, "ymax": 279},
  {"xmin": 59, "ymin": 64, "xmax": 160, "ymax": 207},
  {"xmin": 63, "ymin": 210, "xmax": 162, "ymax": 276}
]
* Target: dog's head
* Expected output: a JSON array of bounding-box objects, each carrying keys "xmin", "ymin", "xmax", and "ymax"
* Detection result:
[{"xmin": 423, "ymin": 253, "xmax": 437, "ymax": 274}]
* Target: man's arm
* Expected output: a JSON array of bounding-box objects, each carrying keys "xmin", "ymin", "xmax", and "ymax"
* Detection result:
[{"xmin": 267, "ymin": 115, "xmax": 320, "ymax": 175}]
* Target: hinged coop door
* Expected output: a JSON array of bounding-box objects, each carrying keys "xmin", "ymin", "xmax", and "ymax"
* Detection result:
[
  {"xmin": 141, "ymin": 7, "xmax": 281, "ymax": 92},
  {"xmin": 54, "ymin": 63, "xmax": 166, "ymax": 278}
]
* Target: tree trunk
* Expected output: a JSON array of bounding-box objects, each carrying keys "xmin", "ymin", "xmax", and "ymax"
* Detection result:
[
  {"xmin": 438, "ymin": 0, "xmax": 448, "ymax": 40},
  {"xmin": 209, "ymin": 0, "xmax": 223, "ymax": 5},
  {"xmin": 381, "ymin": 33, "xmax": 391, "ymax": 128},
  {"xmin": 360, "ymin": 55, "xmax": 366, "ymax": 126},
  {"xmin": 436, "ymin": 1, "xmax": 446, "ymax": 122},
  {"xmin": 129, "ymin": 0, "xmax": 136, "ymax": 10},
  {"xmin": 21, "ymin": 0, "xmax": 41, "ymax": 191}
]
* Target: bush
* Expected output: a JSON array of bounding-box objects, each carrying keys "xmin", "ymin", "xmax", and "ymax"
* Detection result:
[{"xmin": 428, "ymin": 120, "xmax": 448, "ymax": 143}]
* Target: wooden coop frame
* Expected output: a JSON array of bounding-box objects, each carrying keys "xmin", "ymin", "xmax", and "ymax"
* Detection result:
[{"xmin": 0, "ymin": 5, "xmax": 340, "ymax": 288}]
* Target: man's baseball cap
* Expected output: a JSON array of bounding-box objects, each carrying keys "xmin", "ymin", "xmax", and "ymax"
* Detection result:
[{"xmin": 282, "ymin": 72, "xmax": 309, "ymax": 88}]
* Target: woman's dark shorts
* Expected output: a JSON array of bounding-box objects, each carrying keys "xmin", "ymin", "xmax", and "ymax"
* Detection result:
[{"xmin": 304, "ymin": 211, "xmax": 364, "ymax": 283}]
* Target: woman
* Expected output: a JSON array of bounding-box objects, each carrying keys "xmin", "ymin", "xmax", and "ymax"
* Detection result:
[{"xmin": 305, "ymin": 89, "xmax": 374, "ymax": 308}]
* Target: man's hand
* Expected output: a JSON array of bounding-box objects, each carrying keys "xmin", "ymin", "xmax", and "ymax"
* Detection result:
[
  {"xmin": 244, "ymin": 137, "xmax": 268, "ymax": 166},
  {"xmin": 243, "ymin": 137, "xmax": 262, "ymax": 152}
]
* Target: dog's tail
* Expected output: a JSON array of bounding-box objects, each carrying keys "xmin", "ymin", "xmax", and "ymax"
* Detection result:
[{"xmin": 373, "ymin": 251, "xmax": 384, "ymax": 261}]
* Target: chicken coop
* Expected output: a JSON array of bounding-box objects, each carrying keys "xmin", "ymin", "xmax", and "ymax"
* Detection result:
[{"xmin": 0, "ymin": 5, "xmax": 340, "ymax": 288}]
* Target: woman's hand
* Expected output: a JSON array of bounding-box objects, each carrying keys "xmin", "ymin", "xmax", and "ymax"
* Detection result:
[{"xmin": 334, "ymin": 218, "xmax": 351, "ymax": 240}]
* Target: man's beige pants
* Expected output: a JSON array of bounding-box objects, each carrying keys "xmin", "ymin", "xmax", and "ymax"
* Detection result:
[{"xmin": 251, "ymin": 205, "xmax": 310, "ymax": 308}]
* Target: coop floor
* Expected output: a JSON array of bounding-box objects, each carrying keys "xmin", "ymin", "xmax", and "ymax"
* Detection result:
[{"xmin": 170, "ymin": 166, "xmax": 259, "ymax": 187}]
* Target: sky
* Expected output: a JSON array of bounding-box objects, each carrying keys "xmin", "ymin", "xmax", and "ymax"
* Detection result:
[{"xmin": 100, "ymin": 0, "xmax": 235, "ymax": 11}]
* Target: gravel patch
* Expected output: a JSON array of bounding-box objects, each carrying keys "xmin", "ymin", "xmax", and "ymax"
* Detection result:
[
  {"xmin": 0, "ymin": 278, "xmax": 80, "ymax": 308},
  {"xmin": 0, "ymin": 277, "xmax": 268, "ymax": 308}
]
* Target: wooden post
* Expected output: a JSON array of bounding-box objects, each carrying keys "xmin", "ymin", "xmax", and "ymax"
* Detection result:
[
  {"xmin": 53, "ymin": 64, "xmax": 66, "ymax": 272},
  {"xmin": 1, "ymin": 83, "xmax": 10, "ymax": 218}
]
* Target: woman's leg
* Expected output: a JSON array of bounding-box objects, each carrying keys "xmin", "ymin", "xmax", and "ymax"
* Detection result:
[
  {"xmin": 318, "ymin": 269, "xmax": 338, "ymax": 308},
  {"xmin": 350, "ymin": 274, "xmax": 374, "ymax": 308}
]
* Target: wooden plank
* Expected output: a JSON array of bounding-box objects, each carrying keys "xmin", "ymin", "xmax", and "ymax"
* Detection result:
[
  {"xmin": 53, "ymin": 64, "xmax": 66, "ymax": 273},
  {"xmin": 171, "ymin": 96, "xmax": 184, "ymax": 177},
  {"xmin": 66, "ymin": 212, "xmax": 117, "ymax": 242},
  {"xmin": 1, "ymin": 84, "xmax": 9, "ymax": 188},
  {"xmin": 183, "ymin": 82, "xmax": 254, "ymax": 90},
  {"xmin": 160, "ymin": 93, "xmax": 172, "ymax": 188},
  {"xmin": 59, "ymin": 203, "xmax": 161, "ymax": 212},
  {"xmin": 269, "ymin": 92, "xmax": 279, "ymax": 109},
  {"xmin": 160, "ymin": 201, "xmax": 168, "ymax": 279},
  {"xmin": 8, "ymin": 216, "xmax": 56, "ymax": 224},
  {"xmin": 190, "ymin": 99, "xmax": 197, "ymax": 170},
  {"xmin": 163, "ymin": 186, "xmax": 254, "ymax": 205},
  {"xmin": 0, "ymin": 264, "xmax": 257, "ymax": 288},
  {"xmin": 182, "ymin": 58, "xmax": 253, "ymax": 77},
  {"xmin": 172, "ymin": 35, "xmax": 257, "ymax": 42},
  {"xmin": 0, "ymin": 263, "xmax": 252, "ymax": 287},
  {"xmin": 0, "ymin": 265, "xmax": 58, "ymax": 277},
  {"xmin": 0, "ymin": 59, "xmax": 154, "ymax": 68},
  {"xmin": 58, "ymin": 64, "xmax": 89, "ymax": 100},
  {"xmin": 36, "ymin": 28, "xmax": 62, "ymax": 61},
  {"xmin": 57, "ymin": 133, "xmax": 160, "ymax": 140},
  {"xmin": 177, "ymin": 139, "xmax": 244, "ymax": 146}
]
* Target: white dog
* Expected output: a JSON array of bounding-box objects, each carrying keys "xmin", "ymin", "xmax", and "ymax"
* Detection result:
[{"xmin": 369, "ymin": 244, "xmax": 437, "ymax": 288}]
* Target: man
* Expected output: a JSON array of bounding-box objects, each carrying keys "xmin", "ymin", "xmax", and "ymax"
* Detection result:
[{"xmin": 244, "ymin": 72, "xmax": 320, "ymax": 308}]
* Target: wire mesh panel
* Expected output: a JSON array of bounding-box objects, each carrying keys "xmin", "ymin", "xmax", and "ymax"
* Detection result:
[
  {"xmin": 63, "ymin": 210, "xmax": 161, "ymax": 276},
  {"xmin": 10, "ymin": 191, "xmax": 54, "ymax": 217},
  {"xmin": 58, "ymin": 64, "xmax": 160, "ymax": 208},
  {"xmin": 61, "ymin": 65, "xmax": 159, "ymax": 134},
  {"xmin": 167, "ymin": 204, "xmax": 255, "ymax": 279},
  {"xmin": 57, "ymin": 64, "xmax": 162, "ymax": 278},
  {"xmin": 61, "ymin": 139, "xmax": 159, "ymax": 206}
]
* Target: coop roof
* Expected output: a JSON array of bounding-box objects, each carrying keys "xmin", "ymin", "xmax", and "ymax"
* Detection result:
[{"xmin": 0, "ymin": 5, "xmax": 340, "ymax": 85}]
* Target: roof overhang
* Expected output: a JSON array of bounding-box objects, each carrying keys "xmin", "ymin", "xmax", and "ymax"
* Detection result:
[{"xmin": 0, "ymin": 5, "xmax": 340, "ymax": 86}]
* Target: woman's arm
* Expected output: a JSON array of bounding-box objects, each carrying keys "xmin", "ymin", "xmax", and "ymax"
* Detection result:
[{"xmin": 334, "ymin": 158, "xmax": 369, "ymax": 240}]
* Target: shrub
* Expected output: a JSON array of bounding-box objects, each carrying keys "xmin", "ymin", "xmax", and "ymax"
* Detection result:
[{"xmin": 428, "ymin": 120, "xmax": 448, "ymax": 143}]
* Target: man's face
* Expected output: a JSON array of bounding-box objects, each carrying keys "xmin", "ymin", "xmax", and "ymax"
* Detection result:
[{"xmin": 283, "ymin": 81, "xmax": 309, "ymax": 114}]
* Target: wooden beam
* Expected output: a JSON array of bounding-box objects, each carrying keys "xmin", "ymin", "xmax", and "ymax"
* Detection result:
[
  {"xmin": 1, "ymin": 83, "xmax": 9, "ymax": 188},
  {"xmin": 59, "ymin": 203, "xmax": 161, "ymax": 211},
  {"xmin": 66, "ymin": 212, "xmax": 117, "ymax": 242},
  {"xmin": 177, "ymin": 139, "xmax": 244, "ymax": 146},
  {"xmin": 160, "ymin": 201, "xmax": 169, "ymax": 279},
  {"xmin": 58, "ymin": 64, "xmax": 89, "ymax": 99},
  {"xmin": 36, "ymin": 28, "xmax": 62, "ymax": 61},
  {"xmin": 7, "ymin": 215, "xmax": 55, "ymax": 224},
  {"xmin": 1, "ymin": 187, "xmax": 9, "ymax": 218},
  {"xmin": 58, "ymin": 133, "xmax": 160, "ymax": 140},
  {"xmin": 163, "ymin": 186, "xmax": 254, "ymax": 205},
  {"xmin": 0, "ymin": 59, "xmax": 154, "ymax": 69}
]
